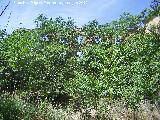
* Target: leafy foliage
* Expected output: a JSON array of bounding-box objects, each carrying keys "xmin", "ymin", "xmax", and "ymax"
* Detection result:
[{"xmin": 0, "ymin": 1, "xmax": 160, "ymax": 119}]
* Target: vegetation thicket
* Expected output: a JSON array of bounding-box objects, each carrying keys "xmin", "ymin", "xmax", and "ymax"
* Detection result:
[{"xmin": 0, "ymin": 0, "xmax": 160, "ymax": 119}]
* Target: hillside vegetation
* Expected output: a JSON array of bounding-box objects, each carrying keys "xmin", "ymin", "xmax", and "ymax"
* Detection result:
[{"xmin": 0, "ymin": 1, "xmax": 160, "ymax": 120}]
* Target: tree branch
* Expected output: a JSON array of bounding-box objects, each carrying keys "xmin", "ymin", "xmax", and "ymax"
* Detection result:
[{"xmin": 0, "ymin": 1, "xmax": 10, "ymax": 16}]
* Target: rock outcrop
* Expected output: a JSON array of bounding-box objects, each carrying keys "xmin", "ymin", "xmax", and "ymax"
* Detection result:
[{"xmin": 145, "ymin": 16, "xmax": 160, "ymax": 34}]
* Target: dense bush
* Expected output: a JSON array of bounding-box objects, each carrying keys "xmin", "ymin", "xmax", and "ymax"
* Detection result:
[{"xmin": 0, "ymin": 1, "xmax": 159, "ymax": 119}]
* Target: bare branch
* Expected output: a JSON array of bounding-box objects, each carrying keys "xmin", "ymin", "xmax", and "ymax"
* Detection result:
[{"xmin": 0, "ymin": 1, "xmax": 10, "ymax": 16}]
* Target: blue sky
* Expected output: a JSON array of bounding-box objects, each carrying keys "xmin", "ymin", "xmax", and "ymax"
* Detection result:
[{"xmin": 0, "ymin": 0, "xmax": 152, "ymax": 33}]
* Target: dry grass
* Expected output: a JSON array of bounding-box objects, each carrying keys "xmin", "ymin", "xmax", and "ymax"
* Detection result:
[
  {"xmin": 1, "ymin": 93, "xmax": 159, "ymax": 120},
  {"xmin": 35, "ymin": 99, "xmax": 160, "ymax": 120}
]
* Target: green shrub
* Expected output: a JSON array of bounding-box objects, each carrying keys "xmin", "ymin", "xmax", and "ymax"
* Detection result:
[
  {"xmin": 0, "ymin": 1, "xmax": 159, "ymax": 119},
  {"xmin": 0, "ymin": 94, "xmax": 36, "ymax": 120}
]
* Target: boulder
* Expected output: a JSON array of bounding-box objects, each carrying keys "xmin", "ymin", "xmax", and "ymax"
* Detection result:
[{"xmin": 145, "ymin": 16, "xmax": 160, "ymax": 34}]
